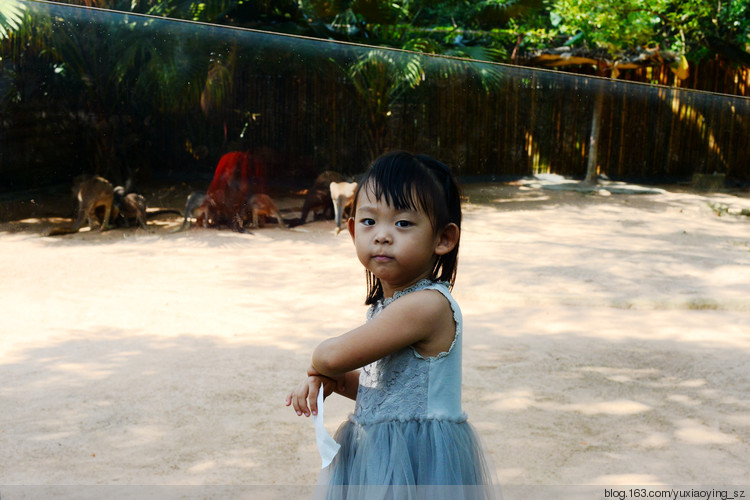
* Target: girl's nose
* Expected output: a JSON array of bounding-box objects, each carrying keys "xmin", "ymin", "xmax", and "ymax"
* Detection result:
[{"xmin": 374, "ymin": 231, "xmax": 392, "ymax": 244}]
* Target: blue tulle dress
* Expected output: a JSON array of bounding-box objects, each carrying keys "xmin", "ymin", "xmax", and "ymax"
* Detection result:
[{"xmin": 317, "ymin": 280, "xmax": 498, "ymax": 500}]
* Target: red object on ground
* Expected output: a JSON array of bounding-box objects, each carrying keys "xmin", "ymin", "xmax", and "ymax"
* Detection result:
[{"xmin": 197, "ymin": 151, "xmax": 266, "ymax": 228}]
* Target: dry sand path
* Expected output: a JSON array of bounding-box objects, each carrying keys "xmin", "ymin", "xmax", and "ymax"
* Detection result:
[{"xmin": 1, "ymin": 183, "xmax": 749, "ymax": 497}]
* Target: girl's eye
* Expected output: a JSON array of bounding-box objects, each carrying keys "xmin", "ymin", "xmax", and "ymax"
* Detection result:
[
  {"xmin": 360, "ymin": 218, "xmax": 375, "ymax": 226},
  {"xmin": 395, "ymin": 220, "xmax": 412, "ymax": 228}
]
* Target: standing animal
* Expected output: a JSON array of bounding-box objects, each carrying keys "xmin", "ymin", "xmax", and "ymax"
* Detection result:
[
  {"xmin": 175, "ymin": 191, "xmax": 208, "ymax": 231},
  {"xmin": 329, "ymin": 181, "xmax": 357, "ymax": 234},
  {"xmin": 45, "ymin": 176, "xmax": 114, "ymax": 236},
  {"xmin": 235, "ymin": 193, "xmax": 286, "ymax": 231},
  {"xmin": 298, "ymin": 171, "xmax": 345, "ymax": 224},
  {"xmin": 75, "ymin": 176, "xmax": 114, "ymax": 231}
]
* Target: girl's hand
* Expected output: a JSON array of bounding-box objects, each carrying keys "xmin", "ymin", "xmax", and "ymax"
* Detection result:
[{"xmin": 285, "ymin": 374, "xmax": 337, "ymax": 417}]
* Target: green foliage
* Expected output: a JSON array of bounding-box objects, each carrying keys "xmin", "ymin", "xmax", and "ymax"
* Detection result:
[
  {"xmin": 0, "ymin": 0, "xmax": 25, "ymax": 39},
  {"xmin": 545, "ymin": 0, "xmax": 661, "ymax": 49},
  {"xmin": 10, "ymin": 0, "xmax": 749, "ymax": 65},
  {"xmin": 537, "ymin": 0, "xmax": 750, "ymax": 63},
  {"xmin": 342, "ymin": 48, "xmax": 423, "ymax": 157}
]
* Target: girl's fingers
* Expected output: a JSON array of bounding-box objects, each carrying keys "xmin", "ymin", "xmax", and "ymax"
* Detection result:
[
  {"xmin": 308, "ymin": 388, "xmax": 319, "ymax": 416},
  {"xmin": 289, "ymin": 383, "xmax": 308, "ymax": 416},
  {"xmin": 297, "ymin": 385, "xmax": 311, "ymax": 417},
  {"xmin": 293, "ymin": 396, "xmax": 305, "ymax": 416},
  {"xmin": 287, "ymin": 376, "xmax": 329, "ymax": 417}
]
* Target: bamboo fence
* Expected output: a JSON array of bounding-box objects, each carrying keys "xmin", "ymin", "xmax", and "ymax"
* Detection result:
[{"xmin": 2, "ymin": 2, "xmax": 750, "ymax": 189}]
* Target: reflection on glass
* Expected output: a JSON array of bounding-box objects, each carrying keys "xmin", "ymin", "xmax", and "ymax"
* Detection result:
[{"xmin": 1, "ymin": 0, "xmax": 748, "ymax": 196}]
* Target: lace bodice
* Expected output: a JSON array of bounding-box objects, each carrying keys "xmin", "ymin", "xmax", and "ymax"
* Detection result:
[{"xmin": 352, "ymin": 280, "xmax": 466, "ymax": 424}]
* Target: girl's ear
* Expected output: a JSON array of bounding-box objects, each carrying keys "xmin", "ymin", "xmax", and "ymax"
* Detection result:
[
  {"xmin": 348, "ymin": 217, "xmax": 356, "ymax": 241},
  {"xmin": 434, "ymin": 223, "xmax": 459, "ymax": 256}
]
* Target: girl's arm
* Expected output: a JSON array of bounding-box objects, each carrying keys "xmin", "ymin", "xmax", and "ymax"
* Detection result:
[
  {"xmin": 338, "ymin": 370, "xmax": 360, "ymax": 399},
  {"xmin": 311, "ymin": 289, "xmax": 455, "ymax": 378}
]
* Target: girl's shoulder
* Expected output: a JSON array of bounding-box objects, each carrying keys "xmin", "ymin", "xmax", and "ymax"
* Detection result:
[
  {"xmin": 367, "ymin": 280, "xmax": 461, "ymax": 359},
  {"xmin": 368, "ymin": 279, "xmax": 454, "ymax": 319}
]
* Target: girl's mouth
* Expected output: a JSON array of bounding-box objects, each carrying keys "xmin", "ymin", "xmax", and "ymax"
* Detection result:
[{"xmin": 373, "ymin": 255, "xmax": 393, "ymax": 262}]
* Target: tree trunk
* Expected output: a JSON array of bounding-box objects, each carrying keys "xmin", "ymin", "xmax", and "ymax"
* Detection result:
[{"xmin": 584, "ymin": 88, "xmax": 604, "ymax": 185}]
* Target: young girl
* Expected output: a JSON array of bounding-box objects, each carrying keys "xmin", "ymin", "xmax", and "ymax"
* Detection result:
[{"xmin": 286, "ymin": 152, "xmax": 496, "ymax": 499}]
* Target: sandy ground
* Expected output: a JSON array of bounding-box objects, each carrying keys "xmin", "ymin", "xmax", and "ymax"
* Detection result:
[{"xmin": 1, "ymin": 181, "xmax": 749, "ymax": 498}]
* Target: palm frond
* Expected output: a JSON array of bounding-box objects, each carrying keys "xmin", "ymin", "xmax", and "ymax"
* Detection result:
[
  {"xmin": 347, "ymin": 49, "xmax": 424, "ymax": 109},
  {"xmin": 0, "ymin": 0, "xmax": 25, "ymax": 40}
]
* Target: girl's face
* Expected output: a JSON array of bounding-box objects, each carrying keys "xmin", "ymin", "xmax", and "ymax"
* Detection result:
[{"xmin": 348, "ymin": 184, "xmax": 458, "ymax": 298}]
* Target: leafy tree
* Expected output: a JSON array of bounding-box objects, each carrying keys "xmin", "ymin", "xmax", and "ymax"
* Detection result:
[
  {"xmin": 36, "ymin": 0, "xmax": 750, "ymax": 66},
  {"xmin": 508, "ymin": 0, "xmax": 749, "ymax": 184},
  {"xmin": 664, "ymin": 0, "xmax": 750, "ymax": 64},
  {"xmin": 538, "ymin": 0, "xmax": 749, "ymax": 64}
]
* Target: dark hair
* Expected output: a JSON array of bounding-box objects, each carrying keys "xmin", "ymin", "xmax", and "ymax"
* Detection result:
[{"xmin": 351, "ymin": 151, "xmax": 462, "ymax": 305}]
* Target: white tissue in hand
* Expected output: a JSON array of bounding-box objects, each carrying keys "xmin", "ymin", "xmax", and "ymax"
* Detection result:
[{"xmin": 312, "ymin": 389, "xmax": 341, "ymax": 469}]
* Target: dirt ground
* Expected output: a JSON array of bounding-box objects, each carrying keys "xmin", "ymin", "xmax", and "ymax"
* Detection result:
[{"xmin": 0, "ymin": 180, "xmax": 749, "ymax": 498}]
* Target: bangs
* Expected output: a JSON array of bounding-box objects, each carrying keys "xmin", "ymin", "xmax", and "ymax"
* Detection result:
[{"xmin": 356, "ymin": 154, "xmax": 443, "ymax": 225}]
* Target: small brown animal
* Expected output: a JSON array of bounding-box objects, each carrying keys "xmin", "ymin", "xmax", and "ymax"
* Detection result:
[
  {"xmin": 298, "ymin": 171, "xmax": 345, "ymax": 224},
  {"xmin": 75, "ymin": 176, "xmax": 114, "ymax": 231},
  {"xmin": 235, "ymin": 193, "xmax": 286, "ymax": 231},
  {"xmin": 46, "ymin": 176, "xmax": 114, "ymax": 235},
  {"xmin": 113, "ymin": 186, "xmax": 148, "ymax": 229},
  {"xmin": 45, "ymin": 176, "xmax": 114, "ymax": 236}
]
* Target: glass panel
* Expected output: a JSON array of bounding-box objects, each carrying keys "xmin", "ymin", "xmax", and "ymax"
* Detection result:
[{"xmin": 1, "ymin": 0, "xmax": 749, "ymax": 219}]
